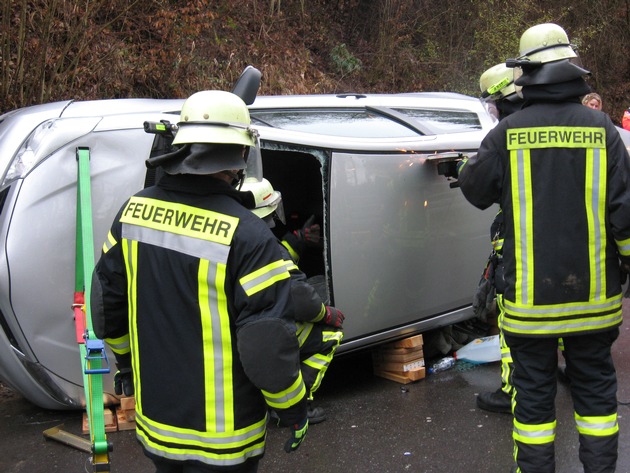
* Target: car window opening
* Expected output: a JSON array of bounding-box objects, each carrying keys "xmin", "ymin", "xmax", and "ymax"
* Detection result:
[{"xmin": 261, "ymin": 147, "xmax": 330, "ymax": 304}]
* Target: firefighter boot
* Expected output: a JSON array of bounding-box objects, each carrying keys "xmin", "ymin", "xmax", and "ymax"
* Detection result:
[
  {"xmin": 476, "ymin": 387, "xmax": 512, "ymax": 414},
  {"xmin": 269, "ymin": 404, "xmax": 327, "ymax": 425},
  {"xmin": 307, "ymin": 402, "xmax": 327, "ymax": 424}
]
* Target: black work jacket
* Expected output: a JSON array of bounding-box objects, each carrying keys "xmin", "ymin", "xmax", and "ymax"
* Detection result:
[
  {"xmin": 91, "ymin": 173, "xmax": 307, "ymax": 467},
  {"xmin": 459, "ymin": 84, "xmax": 630, "ymax": 337}
]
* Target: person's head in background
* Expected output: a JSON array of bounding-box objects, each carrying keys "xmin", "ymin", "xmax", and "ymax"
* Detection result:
[{"xmin": 582, "ymin": 92, "xmax": 602, "ymax": 110}]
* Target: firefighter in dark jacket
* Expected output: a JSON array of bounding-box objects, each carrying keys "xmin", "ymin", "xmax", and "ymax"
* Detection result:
[
  {"xmin": 457, "ymin": 23, "xmax": 630, "ymax": 473},
  {"xmin": 240, "ymin": 177, "xmax": 344, "ymax": 424},
  {"xmin": 91, "ymin": 90, "xmax": 308, "ymax": 473},
  {"xmin": 479, "ymin": 62, "xmax": 523, "ymax": 122},
  {"xmin": 474, "ymin": 63, "xmax": 522, "ymax": 415}
]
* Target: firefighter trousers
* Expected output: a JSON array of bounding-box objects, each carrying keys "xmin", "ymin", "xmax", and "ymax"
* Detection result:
[
  {"xmin": 497, "ymin": 296, "xmax": 565, "ymax": 399},
  {"xmin": 497, "ymin": 296, "xmax": 514, "ymax": 399},
  {"xmin": 296, "ymin": 322, "xmax": 343, "ymax": 400},
  {"xmin": 505, "ymin": 328, "xmax": 619, "ymax": 473}
]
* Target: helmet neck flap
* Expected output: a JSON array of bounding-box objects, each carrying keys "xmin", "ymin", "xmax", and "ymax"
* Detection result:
[
  {"xmin": 146, "ymin": 143, "xmax": 247, "ymax": 177},
  {"xmin": 515, "ymin": 58, "xmax": 590, "ymax": 87}
]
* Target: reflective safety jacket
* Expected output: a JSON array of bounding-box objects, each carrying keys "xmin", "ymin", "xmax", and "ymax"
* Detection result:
[
  {"xmin": 459, "ymin": 100, "xmax": 630, "ymax": 337},
  {"xmin": 91, "ymin": 173, "xmax": 307, "ymax": 468}
]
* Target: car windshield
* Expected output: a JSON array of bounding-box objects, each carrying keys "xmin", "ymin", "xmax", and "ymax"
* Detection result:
[{"xmin": 250, "ymin": 107, "xmax": 481, "ymax": 139}]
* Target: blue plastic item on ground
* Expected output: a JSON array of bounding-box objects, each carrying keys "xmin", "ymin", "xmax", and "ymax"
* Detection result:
[{"xmin": 454, "ymin": 335, "xmax": 500, "ymax": 364}]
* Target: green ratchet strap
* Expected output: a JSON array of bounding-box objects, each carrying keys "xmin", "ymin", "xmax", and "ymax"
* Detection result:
[{"xmin": 74, "ymin": 146, "xmax": 112, "ymax": 471}]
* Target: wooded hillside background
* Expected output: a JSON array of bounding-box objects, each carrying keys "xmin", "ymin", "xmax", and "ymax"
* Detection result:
[{"xmin": 2, "ymin": 0, "xmax": 630, "ymax": 123}]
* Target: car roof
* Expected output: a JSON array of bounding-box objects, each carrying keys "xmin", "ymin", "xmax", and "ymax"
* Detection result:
[
  {"xmin": 248, "ymin": 92, "xmax": 493, "ymax": 151},
  {"xmin": 250, "ymin": 91, "xmax": 481, "ymax": 108},
  {"xmin": 0, "ymin": 93, "xmax": 494, "ymax": 158}
]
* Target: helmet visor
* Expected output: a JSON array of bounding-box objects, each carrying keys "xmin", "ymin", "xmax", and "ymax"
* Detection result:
[{"xmin": 253, "ymin": 191, "xmax": 285, "ymax": 225}]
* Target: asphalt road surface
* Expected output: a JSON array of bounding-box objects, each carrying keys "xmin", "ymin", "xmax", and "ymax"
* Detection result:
[{"xmin": 2, "ymin": 310, "xmax": 630, "ymax": 473}]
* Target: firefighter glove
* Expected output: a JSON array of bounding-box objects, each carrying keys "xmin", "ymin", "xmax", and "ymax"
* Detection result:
[
  {"xmin": 294, "ymin": 215, "xmax": 321, "ymax": 246},
  {"xmin": 284, "ymin": 417, "xmax": 309, "ymax": 453},
  {"xmin": 324, "ymin": 306, "xmax": 345, "ymax": 328},
  {"xmin": 114, "ymin": 367, "xmax": 134, "ymax": 396}
]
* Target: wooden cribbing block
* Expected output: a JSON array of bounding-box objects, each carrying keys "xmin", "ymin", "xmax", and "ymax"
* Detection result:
[
  {"xmin": 119, "ymin": 396, "xmax": 135, "ymax": 411},
  {"xmin": 82, "ymin": 408, "xmax": 117, "ymax": 434},
  {"xmin": 118, "ymin": 395, "xmax": 136, "ymax": 429},
  {"xmin": 116, "ymin": 407, "xmax": 136, "ymax": 431},
  {"xmin": 372, "ymin": 357, "xmax": 425, "ymax": 373},
  {"xmin": 390, "ymin": 334, "xmax": 423, "ymax": 348},
  {"xmin": 372, "ymin": 347, "xmax": 424, "ymax": 363},
  {"xmin": 372, "ymin": 333, "xmax": 426, "ymax": 384},
  {"xmin": 373, "ymin": 367, "xmax": 426, "ymax": 384}
]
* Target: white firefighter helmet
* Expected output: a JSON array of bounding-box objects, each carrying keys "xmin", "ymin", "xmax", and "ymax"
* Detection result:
[
  {"xmin": 240, "ymin": 177, "xmax": 285, "ymax": 224},
  {"xmin": 479, "ymin": 63, "xmax": 516, "ymax": 100},
  {"xmin": 519, "ymin": 23, "xmax": 577, "ymax": 63},
  {"xmin": 510, "ymin": 23, "xmax": 589, "ymax": 88},
  {"xmin": 172, "ymin": 90, "xmax": 256, "ymax": 147},
  {"xmin": 148, "ymin": 90, "xmax": 259, "ymax": 175}
]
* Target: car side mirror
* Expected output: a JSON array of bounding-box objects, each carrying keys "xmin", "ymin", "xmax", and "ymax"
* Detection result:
[{"xmin": 231, "ymin": 66, "xmax": 261, "ymax": 105}]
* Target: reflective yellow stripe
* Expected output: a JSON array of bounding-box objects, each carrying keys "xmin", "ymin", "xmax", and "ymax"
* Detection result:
[
  {"xmin": 303, "ymin": 353, "xmax": 331, "ymax": 371},
  {"xmin": 504, "ymin": 295, "xmax": 622, "ymax": 317},
  {"xmin": 510, "ymin": 148, "xmax": 534, "ymax": 306},
  {"xmin": 311, "ymin": 304, "xmax": 326, "ymax": 324},
  {"xmin": 575, "ymin": 412, "xmax": 619, "ymax": 437},
  {"xmin": 138, "ymin": 436, "xmax": 264, "ymax": 467},
  {"xmin": 502, "ymin": 308, "xmax": 622, "ymax": 335},
  {"xmin": 102, "ymin": 230, "xmax": 117, "ymax": 253},
  {"xmin": 617, "ymin": 236, "xmax": 630, "ymax": 256},
  {"xmin": 322, "ymin": 330, "xmax": 344, "ymax": 344},
  {"xmin": 104, "ymin": 334, "xmax": 130, "ymax": 355},
  {"xmin": 584, "ymin": 146, "xmax": 607, "ymax": 300},
  {"xmin": 240, "ymin": 260, "xmax": 290, "ymax": 296},
  {"xmin": 215, "ymin": 262, "xmax": 234, "ymax": 432},
  {"xmin": 135, "ymin": 411, "xmax": 266, "ymax": 465},
  {"xmin": 506, "ymin": 127, "xmax": 605, "ymax": 149},
  {"xmin": 296, "ymin": 322, "xmax": 313, "ymax": 348},
  {"xmin": 282, "ymin": 259, "xmax": 298, "ymax": 272},
  {"xmin": 137, "ymin": 431, "xmax": 265, "ymax": 467},
  {"xmin": 262, "ymin": 372, "xmax": 306, "ymax": 410},
  {"xmin": 513, "ymin": 418, "xmax": 556, "ymax": 444},
  {"xmin": 492, "ymin": 238, "xmax": 504, "ymax": 252},
  {"xmin": 198, "ymin": 259, "xmax": 235, "ymax": 433},
  {"xmin": 281, "ymin": 240, "xmax": 300, "ymax": 262},
  {"xmin": 136, "ymin": 411, "xmax": 266, "ymax": 447},
  {"xmin": 120, "ymin": 197, "xmax": 238, "ymax": 245},
  {"xmin": 122, "ymin": 238, "xmax": 141, "ymax": 412}
]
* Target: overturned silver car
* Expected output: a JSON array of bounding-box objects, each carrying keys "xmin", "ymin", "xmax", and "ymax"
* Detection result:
[{"xmin": 0, "ymin": 80, "xmax": 497, "ymax": 409}]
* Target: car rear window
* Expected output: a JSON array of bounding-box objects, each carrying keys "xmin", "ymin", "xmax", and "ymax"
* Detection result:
[{"xmin": 250, "ymin": 108, "xmax": 481, "ymax": 139}]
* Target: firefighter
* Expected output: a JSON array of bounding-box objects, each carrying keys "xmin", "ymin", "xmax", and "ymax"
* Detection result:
[
  {"xmin": 91, "ymin": 90, "xmax": 308, "ymax": 473},
  {"xmin": 479, "ymin": 62, "xmax": 523, "ymax": 122},
  {"xmin": 457, "ymin": 23, "xmax": 630, "ymax": 473},
  {"xmin": 240, "ymin": 177, "xmax": 344, "ymax": 424},
  {"xmin": 474, "ymin": 63, "xmax": 522, "ymax": 415}
]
